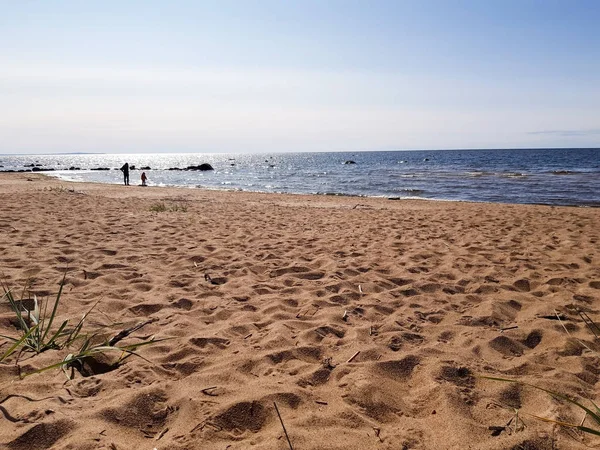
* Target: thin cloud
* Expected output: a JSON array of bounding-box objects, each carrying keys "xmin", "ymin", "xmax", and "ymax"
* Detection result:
[{"xmin": 528, "ymin": 129, "xmax": 600, "ymax": 137}]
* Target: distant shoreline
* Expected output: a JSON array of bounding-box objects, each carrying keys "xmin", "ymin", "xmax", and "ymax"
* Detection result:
[{"xmin": 1, "ymin": 147, "xmax": 599, "ymax": 157}]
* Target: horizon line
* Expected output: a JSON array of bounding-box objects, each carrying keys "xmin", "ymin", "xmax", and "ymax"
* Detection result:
[{"xmin": 1, "ymin": 146, "xmax": 599, "ymax": 157}]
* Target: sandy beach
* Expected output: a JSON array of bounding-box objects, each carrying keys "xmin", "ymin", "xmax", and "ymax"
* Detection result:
[{"xmin": 1, "ymin": 172, "xmax": 599, "ymax": 450}]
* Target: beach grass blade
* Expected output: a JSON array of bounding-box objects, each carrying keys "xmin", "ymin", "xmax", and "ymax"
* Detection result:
[
  {"xmin": 40, "ymin": 272, "xmax": 66, "ymax": 344},
  {"xmin": 0, "ymin": 326, "xmax": 39, "ymax": 362}
]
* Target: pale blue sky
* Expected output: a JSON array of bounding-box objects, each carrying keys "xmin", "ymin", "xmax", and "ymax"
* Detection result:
[{"xmin": 1, "ymin": 0, "xmax": 599, "ymax": 153}]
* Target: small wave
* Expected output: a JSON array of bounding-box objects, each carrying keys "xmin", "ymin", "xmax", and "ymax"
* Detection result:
[
  {"xmin": 316, "ymin": 192, "xmax": 365, "ymax": 198},
  {"xmin": 499, "ymin": 172, "xmax": 527, "ymax": 178},
  {"xmin": 550, "ymin": 170, "xmax": 579, "ymax": 175},
  {"xmin": 392, "ymin": 188, "xmax": 424, "ymax": 196},
  {"xmin": 466, "ymin": 171, "xmax": 493, "ymax": 177}
]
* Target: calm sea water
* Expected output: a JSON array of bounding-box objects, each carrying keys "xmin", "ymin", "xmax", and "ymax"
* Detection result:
[{"xmin": 1, "ymin": 148, "xmax": 598, "ymax": 207}]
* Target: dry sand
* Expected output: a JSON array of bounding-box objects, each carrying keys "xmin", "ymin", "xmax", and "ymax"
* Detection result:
[{"xmin": 1, "ymin": 173, "xmax": 600, "ymax": 450}]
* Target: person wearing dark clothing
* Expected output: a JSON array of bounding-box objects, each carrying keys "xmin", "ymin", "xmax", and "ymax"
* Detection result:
[
  {"xmin": 141, "ymin": 171, "xmax": 147, "ymax": 186},
  {"xmin": 120, "ymin": 163, "xmax": 130, "ymax": 186}
]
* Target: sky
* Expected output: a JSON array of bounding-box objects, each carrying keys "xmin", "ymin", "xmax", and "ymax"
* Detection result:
[{"xmin": 1, "ymin": 0, "xmax": 599, "ymax": 154}]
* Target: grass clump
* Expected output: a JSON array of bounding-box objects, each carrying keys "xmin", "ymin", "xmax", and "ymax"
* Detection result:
[
  {"xmin": 169, "ymin": 203, "xmax": 188, "ymax": 212},
  {"xmin": 149, "ymin": 202, "xmax": 168, "ymax": 212},
  {"xmin": 0, "ymin": 273, "xmax": 86, "ymax": 358},
  {"xmin": 42, "ymin": 185, "xmax": 76, "ymax": 194},
  {"xmin": 1, "ymin": 275, "xmax": 164, "ymax": 379},
  {"xmin": 149, "ymin": 202, "xmax": 188, "ymax": 213}
]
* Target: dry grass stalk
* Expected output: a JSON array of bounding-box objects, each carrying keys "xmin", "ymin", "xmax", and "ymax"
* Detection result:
[
  {"xmin": 274, "ymin": 401, "xmax": 294, "ymax": 450},
  {"xmin": 347, "ymin": 351, "xmax": 360, "ymax": 363}
]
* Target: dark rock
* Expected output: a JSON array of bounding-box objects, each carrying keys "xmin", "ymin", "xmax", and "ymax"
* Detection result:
[
  {"xmin": 185, "ymin": 163, "xmax": 214, "ymax": 171},
  {"xmin": 68, "ymin": 167, "xmax": 80, "ymax": 170},
  {"xmin": 130, "ymin": 165, "xmax": 136, "ymax": 170},
  {"xmin": 90, "ymin": 167, "xmax": 111, "ymax": 171},
  {"xmin": 140, "ymin": 166, "xmax": 151, "ymax": 170},
  {"xmin": 344, "ymin": 160, "xmax": 356, "ymax": 165}
]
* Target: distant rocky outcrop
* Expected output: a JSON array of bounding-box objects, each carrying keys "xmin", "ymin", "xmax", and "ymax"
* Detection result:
[
  {"xmin": 344, "ymin": 160, "xmax": 356, "ymax": 165},
  {"xmin": 187, "ymin": 163, "xmax": 214, "ymax": 171},
  {"xmin": 167, "ymin": 164, "xmax": 215, "ymax": 171}
]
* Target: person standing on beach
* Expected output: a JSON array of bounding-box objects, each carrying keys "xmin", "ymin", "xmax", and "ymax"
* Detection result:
[
  {"xmin": 141, "ymin": 171, "xmax": 147, "ymax": 186},
  {"xmin": 120, "ymin": 163, "xmax": 130, "ymax": 186}
]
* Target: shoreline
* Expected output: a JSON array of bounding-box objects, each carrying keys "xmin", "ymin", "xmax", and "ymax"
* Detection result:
[
  {"xmin": 9, "ymin": 171, "xmax": 600, "ymax": 209},
  {"xmin": 1, "ymin": 172, "xmax": 600, "ymax": 449}
]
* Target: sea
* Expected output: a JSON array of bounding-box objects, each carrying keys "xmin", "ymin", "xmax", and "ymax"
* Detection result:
[{"xmin": 1, "ymin": 148, "xmax": 598, "ymax": 207}]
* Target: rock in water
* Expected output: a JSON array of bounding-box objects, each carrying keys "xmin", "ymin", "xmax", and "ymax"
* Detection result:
[{"xmin": 186, "ymin": 163, "xmax": 214, "ymax": 171}]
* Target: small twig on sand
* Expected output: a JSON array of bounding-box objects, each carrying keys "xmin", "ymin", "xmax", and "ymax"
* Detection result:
[
  {"xmin": 347, "ymin": 351, "xmax": 360, "ymax": 363},
  {"xmin": 500, "ymin": 325, "xmax": 518, "ymax": 332},
  {"xmin": 155, "ymin": 427, "xmax": 169, "ymax": 440},
  {"xmin": 201, "ymin": 386, "xmax": 219, "ymax": 396},
  {"xmin": 274, "ymin": 402, "xmax": 294, "ymax": 450},
  {"xmin": 108, "ymin": 318, "xmax": 158, "ymax": 346},
  {"xmin": 373, "ymin": 427, "xmax": 383, "ymax": 443}
]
